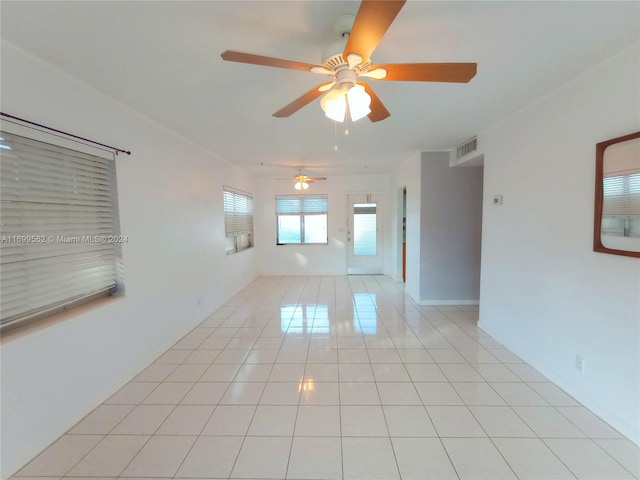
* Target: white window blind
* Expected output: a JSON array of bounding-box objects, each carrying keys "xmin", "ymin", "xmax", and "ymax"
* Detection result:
[
  {"xmin": 603, "ymin": 173, "xmax": 640, "ymax": 218},
  {"xmin": 223, "ymin": 186, "xmax": 253, "ymax": 254},
  {"xmin": 276, "ymin": 195, "xmax": 328, "ymax": 244},
  {"xmin": 0, "ymin": 131, "xmax": 123, "ymax": 328},
  {"xmin": 276, "ymin": 196, "xmax": 328, "ymax": 215}
]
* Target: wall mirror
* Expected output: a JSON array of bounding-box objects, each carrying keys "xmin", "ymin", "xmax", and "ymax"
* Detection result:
[{"xmin": 594, "ymin": 131, "xmax": 640, "ymax": 257}]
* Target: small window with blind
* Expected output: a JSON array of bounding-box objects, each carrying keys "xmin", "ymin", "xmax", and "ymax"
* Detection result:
[
  {"xmin": 276, "ymin": 195, "xmax": 328, "ymax": 244},
  {"xmin": 0, "ymin": 131, "xmax": 124, "ymax": 330},
  {"xmin": 223, "ymin": 186, "xmax": 253, "ymax": 254}
]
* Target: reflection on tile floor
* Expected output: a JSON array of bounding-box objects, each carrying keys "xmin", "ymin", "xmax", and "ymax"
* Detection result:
[{"xmin": 12, "ymin": 276, "xmax": 640, "ymax": 479}]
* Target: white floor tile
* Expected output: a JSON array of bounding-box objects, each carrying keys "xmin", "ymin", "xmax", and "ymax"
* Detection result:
[
  {"xmin": 156, "ymin": 405, "xmax": 215, "ymax": 435},
  {"xmin": 452, "ymin": 382, "xmax": 507, "ymax": 406},
  {"xmin": 16, "ymin": 435, "xmax": 106, "ymax": 476},
  {"xmin": 528, "ymin": 382, "xmax": 581, "ymax": 406},
  {"xmin": 426, "ymin": 406, "xmax": 486, "ymax": 437},
  {"xmin": 287, "ymin": 436, "xmax": 342, "ymax": 479},
  {"xmin": 295, "ymin": 406, "xmax": 341, "ymax": 436},
  {"xmin": 65, "ymin": 435, "xmax": 148, "ymax": 477},
  {"xmin": 404, "ymin": 364, "xmax": 447, "ymax": 382},
  {"xmin": 342, "ymin": 437, "xmax": 400, "ymax": 480},
  {"xmin": 304, "ymin": 363, "xmax": 339, "ymax": 381},
  {"xmin": 339, "ymin": 363, "xmax": 375, "ymax": 382},
  {"xmin": 181, "ymin": 382, "xmax": 229, "ymax": 405},
  {"xmin": 220, "ymin": 382, "xmax": 265, "ymax": 405},
  {"xmin": 141, "ymin": 382, "xmax": 194, "ymax": 404},
  {"xmin": 544, "ymin": 438, "xmax": 636, "ymax": 479},
  {"xmin": 260, "ymin": 381, "xmax": 301, "ymax": 405},
  {"xmin": 414, "ymin": 382, "xmax": 464, "ymax": 405},
  {"xmin": 299, "ymin": 381, "xmax": 340, "ymax": 405},
  {"xmin": 270, "ymin": 363, "xmax": 305, "ymax": 382},
  {"xmin": 341, "ymin": 405, "xmax": 388, "ymax": 436},
  {"xmin": 556, "ymin": 406, "xmax": 623, "ymax": 438},
  {"xmin": 111, "ymin": 404, "xmax": 174, "ymax": 434},
  {"xmin": 248, "ymin": 405, "xmax": 298, "ymax": 436},
  {"xmin": 493, "ymin": 438, "xmax": 576, "ymax": 480},
  {"xmin": 201, "ymin": 405, "xmax": 256, "ymax": 435},
  {"xmin": 513, "ymin": 406, "xmax": 587, "ymax": 438},
  {"xmin": 68, "ymin": 405, "xmax": 135, "ymax": 434},
  {"xmin": 231, "ymin": 436, "xmax": 292, "ymax": 479},
  {"xmin": 472, "ymin": 363, "xmax": 522, "ymax": 382},
  {"xmin": 442, "ymin": 437, "xmax": 517, "ymax": 479},
  {"xmin": 506, "ymin": 363, "xmax": 548, "ymax": 382},
  {"xmin": 490, "ymin": 382, "xmax": 549, "ymax": 406},
  {"xmin": 440, "ymin": 363, "xmax": 486, "ymax": 382},
  {"xmin": 176, "ymin": 436, "xmax": 243, "ymax": 478},
  {"xmin": 377, "ymin": 382, "xmax": 422, "ymax": 405},
  {"xmin": 233, "ymin": 363, "xmax": 273, "ymax": 382},
  {"xmin": 595, "ymin": 438, "xmax": 640, "ymax": 478},
  {"xmin": 383, "ymin": 405, "xmax": 437, "ymax": 437},
  {"xmin": 371, "ymin": 364, "xmax": 411, "ymax": 382},
  {"xmin": 340, "ymin": 382, "xmax": 381, "ymax": 405},
  {"xmin": 391, "ymin": 437, "xmax": 458, "ymax": 479},
  {"xmin": 120, "ymin": 435, "xmax": 196, "ymax": 477},
  {"xmin": 105, "ymin": 382, "xmax": 158, "ymax": 404},
  {"xmin": 468, "ymin": 406, "xmax": 536, "ymax": 437}
]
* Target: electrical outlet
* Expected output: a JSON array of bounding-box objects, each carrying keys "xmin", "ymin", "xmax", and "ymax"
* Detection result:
[{"xmin": 574, "ymin": 354, "xmax": 584, "ymax": 373}]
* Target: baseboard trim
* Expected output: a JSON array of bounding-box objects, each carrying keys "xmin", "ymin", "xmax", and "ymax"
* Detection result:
[{"xmin": 416, "ymin": 299, "xmax": 480, "ymax": 306}]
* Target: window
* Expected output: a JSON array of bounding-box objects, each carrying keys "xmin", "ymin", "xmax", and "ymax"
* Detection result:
[
  {"xmin": 223, "ymin": 186, "xmax": 253, "ymax": 254},
  {"xmin": 276, "ymin": 195, "xmax": 328, "ymax": 244},
  {"xmin": 0, "ymin": 131, "xmax": 123, "ymax": 329}
]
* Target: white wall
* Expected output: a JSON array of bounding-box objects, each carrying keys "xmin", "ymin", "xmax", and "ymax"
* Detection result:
[
  {"xmin": 420, "ymin": 152, "xmax": 483, "ymax": 303},
  {"xmin": 256, "ymin": 174, "xmax": 392, "ymax": 276},
  {"xmin": 0, "ymin": 42, "xmax": 258, "ymax": 478},
  {"xmin": 479, "ymin": 42, "xmax": 640, "ymax": 444},
  {"xmin": 391, "ymin": 152, "xmax": 422, "ymax": 301}
]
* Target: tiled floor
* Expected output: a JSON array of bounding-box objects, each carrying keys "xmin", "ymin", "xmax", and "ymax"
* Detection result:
[{"xmin": 13, "ymin": 275, "xmax": 639, "ymax": 480}]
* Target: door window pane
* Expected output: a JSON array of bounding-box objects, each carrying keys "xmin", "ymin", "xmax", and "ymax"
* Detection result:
[{"xmin": 353, "ymin": 203, "xmax": 377, "ymax": 255}]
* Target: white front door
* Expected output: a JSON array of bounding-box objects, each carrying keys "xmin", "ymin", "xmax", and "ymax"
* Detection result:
[{"xmin": 347, "ymin": 193, "xmax": 384, "ymax": 274}]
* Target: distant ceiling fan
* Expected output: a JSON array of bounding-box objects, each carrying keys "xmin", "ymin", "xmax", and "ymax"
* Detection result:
[
  {"xmin": 277, "ymin": 172, "xmax": 327, "ymax": 190},
  {"xmin": 221, "ymin": 0, "xmax": 477, "ymax": 123}
]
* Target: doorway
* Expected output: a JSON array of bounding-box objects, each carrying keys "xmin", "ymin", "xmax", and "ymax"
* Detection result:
[{"xmin": 346, "ymin": 193, "xmax": 384, "ymax": 274}]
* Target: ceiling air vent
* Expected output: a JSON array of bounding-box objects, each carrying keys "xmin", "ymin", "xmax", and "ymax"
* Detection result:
[{"xmin": 456, "ymin": 136, "xmax": 478, "ymax": 160}]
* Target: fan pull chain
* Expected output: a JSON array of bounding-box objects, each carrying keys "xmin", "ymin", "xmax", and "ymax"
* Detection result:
[
  {"xmin": 334, "ymin": 120, "xmax": 339, "ymax": 151},
  {"xmin": 344, "ymin": 100, "xmax": 350, "ymax": 135}
]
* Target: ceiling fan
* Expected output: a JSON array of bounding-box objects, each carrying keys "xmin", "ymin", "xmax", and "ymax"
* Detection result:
[
  {"xmin": 221, "ymin": 0, "xmax": 477, "ymax": 123},
  {"xmin": 277, "ymin": 172, "xmax": 327, "ymax": 190}
]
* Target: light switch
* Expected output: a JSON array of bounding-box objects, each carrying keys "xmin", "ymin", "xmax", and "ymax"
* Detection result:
[{"xmin": 492, "ymin": 195, "xmax": 503, "ymax": 205}]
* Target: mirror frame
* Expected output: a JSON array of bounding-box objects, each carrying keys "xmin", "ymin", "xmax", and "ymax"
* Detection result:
[{"xmin": 593, "ymin": 131, "xmax": 640, "ymax": 258}]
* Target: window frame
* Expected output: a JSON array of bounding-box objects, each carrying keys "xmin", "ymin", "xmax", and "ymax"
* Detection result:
[{"xmin": 275, "ymin": 195, "xmax": 328, "ymax": 245}]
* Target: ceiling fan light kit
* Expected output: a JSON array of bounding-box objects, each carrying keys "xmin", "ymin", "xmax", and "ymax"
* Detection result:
[{"xmin": 221, "ymin": 0, "xmax": 476, "ymax": 124}]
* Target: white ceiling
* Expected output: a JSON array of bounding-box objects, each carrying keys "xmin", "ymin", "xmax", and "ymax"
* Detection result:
[{"xmin": 1, "ymin": 1, "xmax": 638, "ymax": 178}]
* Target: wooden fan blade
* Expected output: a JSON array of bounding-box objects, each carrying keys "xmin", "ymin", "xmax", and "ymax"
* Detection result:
[
  {"xmin": 343, "ymin": 0, "xmax": 406, "ymax": 62},
  {"xmin": 371, "ymin": 63, "xmax": 477, "ymax": 83},
  {"xmin": 308, "ymin": 177, "xmax": 327, "ymax": 181},
  {"xmin": 221, "ymin": 50, "xmax": 321, "ymax": 72},
  {"xmin": 273, "ymin": 82, "xmax": 333, "ymax": 118},
  {"xmin": 359, "ymin": 82, "xmax": 390, "ymax": 122}
]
